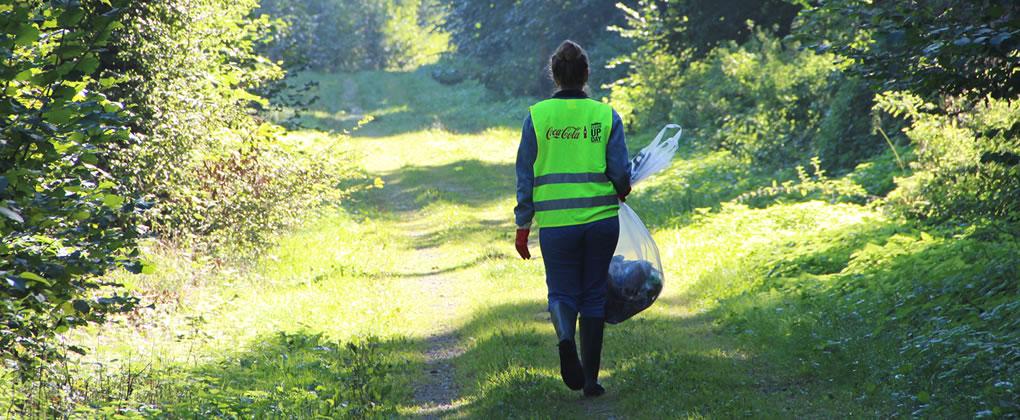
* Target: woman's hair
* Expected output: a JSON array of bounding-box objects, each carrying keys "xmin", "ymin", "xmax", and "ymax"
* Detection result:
[{"xmin": 549, "ymin": 40, "xmax": 589, "ymax": 90}]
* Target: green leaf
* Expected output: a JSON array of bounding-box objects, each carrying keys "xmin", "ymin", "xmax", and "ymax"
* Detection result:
[
  {"xmin": 18, "ymin": 272, "xmax": 51, "ymax": 286},
  {"xmin": 102, "ymin": 194, "xmax": 124, "ymax": 208},
  {"xmin": 43, "ymin": 108, "xmax": 75, "ymax": 125},
  {"xmin": 0, "ymin": 206, "xmax": 24, "ymax": 223},
  {"xmin": 77, "ymin": 54, "xmax": 100, "ymax": 75},
  {"xmin": 14, "ymin": 23, "xmax": 40, "ymax": 47},
  {"xmin": 80, "ymin": 153, "xmax": 98, "ymax": 165},
  {"xmin": 58, "ymin": 8, "xmax": 85, "ymax": 27},
  {"xmin": 14, "ymin": 69, "xmax": 33, "ymax": 81},
  {"xmin": 102, "ymin": 101, "xmax": 124, "ymax": 113},
  {"xmin": 51, "ymin": 84, "xmax": 78, "ymax": 101}
]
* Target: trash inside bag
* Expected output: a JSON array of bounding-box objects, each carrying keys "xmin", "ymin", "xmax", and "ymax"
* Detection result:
[{"xmin": 606, "ymin": 124, "xmax": 682, "ymax": 324}]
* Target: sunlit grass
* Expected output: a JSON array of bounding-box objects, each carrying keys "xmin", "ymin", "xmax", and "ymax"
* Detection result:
[{"xmin": 20, "ymin": 69, "xmax": 1013, "ymax": 418}]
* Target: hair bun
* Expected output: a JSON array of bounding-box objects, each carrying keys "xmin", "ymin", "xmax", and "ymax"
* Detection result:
[
  {"xmin": 549, "ymin": 40, "xmax": 589, "ymax": 89},
  {"xmin": 557, "ymin": 41, "xmax": 581, "ymax": 61}
]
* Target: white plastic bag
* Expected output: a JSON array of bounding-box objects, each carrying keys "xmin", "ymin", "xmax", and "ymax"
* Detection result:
[{"xmin": 606, "ymin": 124, "xmax": 682, "ymax": 324}]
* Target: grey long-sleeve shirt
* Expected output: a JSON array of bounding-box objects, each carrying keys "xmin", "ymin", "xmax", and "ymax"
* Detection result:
[{"xmin": 514, "ymin": 89, "xmax": 631, "ymax": 229}]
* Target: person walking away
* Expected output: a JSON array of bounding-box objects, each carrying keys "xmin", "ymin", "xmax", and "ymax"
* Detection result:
[{"xmin": 513, "ymin": 40, "xmax": 631, "ymax": 397}]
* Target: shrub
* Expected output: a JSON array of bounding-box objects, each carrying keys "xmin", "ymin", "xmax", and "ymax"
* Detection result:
[
  {"xmin": 613, "ymin": 32, "xmax": 848, "ymax": 167},
  {"xmin": 104, "ymin": 0, "xmax": 361, "ymax": 258},
  {"xmin": 1, "ymin": 0, "xmax": 142, "ymax": 373},
  {"xmin": 879, "ymin": 92, "xmax": 1020, "ymax": 224},
  {"xmin": 736, "ymin": 157, "xmax": 870, "ymax": 207}
]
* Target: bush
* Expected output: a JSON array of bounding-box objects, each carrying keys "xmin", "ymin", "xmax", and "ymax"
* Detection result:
[
  {"xmin": 104, "ymin": 0, "xmax": 361, "ymax": 258},
  {"xmin": 258, "ymin": 0, "xmax": 449, "ymax": 72},
  {"xmin": 1, "ymin": 0, "xmax": 143, "ymax": 374},
  {"xmin": 880, "ymin": 93, "xmax": 1020, "ymax": 224},
  {"xmin": 613, "ymin": 32, "xmax": 857, "ymax": 167},
  {"xmin": 1, "ymin": 0, "xmax": 365, "ymax": 379}
]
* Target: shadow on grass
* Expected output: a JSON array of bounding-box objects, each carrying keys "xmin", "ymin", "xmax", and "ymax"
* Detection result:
[
  {"xmin": 747, "ymin": 233, "xmax": 1020, "ymax": 417},
  {"xmin": 282, "ymin": 70, "xmax": 533, "ymax": 138},
  {"xmin": 439, "ymin": 295, "xmax": 882, "ymax": 418},
  {"xmin": 654, "ymin": 212, "xmax": 1020, "ymax": 417},
  {"xmin": 410, "ymin": 218, "xmax": 507, "ymax": 251},
  {"xmin": 381, "ymin": 250, "xmax": 511, "ymax": 279},
  {"xmin": 347, "ymin": 159, "xmax": 515, "ymax": 215},
  {"xmin": 54, "ymin": 284, "xmax": 896, "ymax": 418}
]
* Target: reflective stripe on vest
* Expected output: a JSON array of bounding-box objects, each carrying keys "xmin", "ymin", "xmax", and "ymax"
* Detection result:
[
  {"xmin": 534, "ymin": 172, "xmax": 609, "ymax": 186},
  {"xmin": 529, "ymin": 98, "xmax": 618, "ymax": 228}
]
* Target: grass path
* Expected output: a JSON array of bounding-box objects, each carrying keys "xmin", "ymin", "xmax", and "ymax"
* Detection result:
[
  {"xmin": 59, "ymin": 70, "xmax": 894, "ymax": 417},
  {"xmin": 297, "ymin": 70, "xmax": 893, "ymax": 417},
  {"xmin": 289, "ymin": 71, "xmax": 880, "ymax": 418}
]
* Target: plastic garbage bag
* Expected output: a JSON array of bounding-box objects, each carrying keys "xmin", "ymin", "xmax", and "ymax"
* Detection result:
[{"xmin": 606, "ymin": 124, "xmax": 682, "ymax": 324}]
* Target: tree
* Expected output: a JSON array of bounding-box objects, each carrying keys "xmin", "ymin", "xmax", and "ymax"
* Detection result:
[
  {"xmin": 1, "ymin": 0, "xmax": 141, "ymax": 373},
  {"xmin": 444, "ymin": 0, "xmax": 632, "ymax": 96},
  {"xmin": 796, "ymin": 0, "xmax": 1020, "ymax": 99}
]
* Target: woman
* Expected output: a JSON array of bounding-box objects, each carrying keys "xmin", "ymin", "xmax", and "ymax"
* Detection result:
[{"xmin": 513, "ymin": 40, "xmax": 631, "ymax": 397}]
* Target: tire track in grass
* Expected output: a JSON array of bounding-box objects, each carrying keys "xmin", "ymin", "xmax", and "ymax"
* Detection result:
[
  {"xmin": 325, "ymin": 71, "xmax": 625, "ymax": 417},
  {"xmin": 410, "ymin": 241, "xmax": 466, "ymax": 418},
  {"xmin": 354, "ymin": 163, "xmax": 471, "ymax": 417}
]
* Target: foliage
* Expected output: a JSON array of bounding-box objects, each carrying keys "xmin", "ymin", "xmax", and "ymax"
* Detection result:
[
  {"xmin": 668, "ymin": 199, "xmax": 1019, "ymax": 417},
  {"xmin": 613, "ymin": 0, "xmax": 801, "ymax": 57},
  {"xmin": 443, "ymin": 0, "xmax": 633, "ymax": 96},
  {"xmin": 605, "ymin": 0, "xmax": 802, "ymax": 119},
  {"xmin": 104, "ymin": 0, "xmax": 294, "ymax": 256},
  {"xmin": 879, "ymin": 93, "xmax": 1020, "ymax": 224},
  {"xmin": 258, "ymin": 0, "xmax": 449, "ymax": 72},
  {"xmin": 613, "ymin": 31, "xmax": 874, "ymax": 167},
  {"xmin": 817, "ymin": 228, "xmax": 1019, "ymax": 417},
  {"xmin": 1, "ymin": 0, "xmax": 143, "ymax": 373},
  {"xmin": 796, "ymin": 0, "xmax": 1020, "ymax": 100},
  {"xmin": 9, "ymin": 332, "xmax": 405, "ymax": 418},
  {"xmin": 737, "ymin": 157, "xmax": 869, "ymax": 207},
  {"xmin": 101, "ymin": 0, "xmax": 361, "ymax": 258},
  {"xmin": 845, "ymin": 145, "xmax": 913, "ymax": 196},
  {"xmin": 1, "ymin": 0, "xmax": 364, "ymax": 381}
]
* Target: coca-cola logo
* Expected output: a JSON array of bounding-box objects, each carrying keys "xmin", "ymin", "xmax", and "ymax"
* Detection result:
[
  {"xmin": 545, "ymin": 123, "xmax": 603, "ymax": 143},
  {"xmin": 546, "ymin": 126, "xmax": 584, "ymax": 140}
]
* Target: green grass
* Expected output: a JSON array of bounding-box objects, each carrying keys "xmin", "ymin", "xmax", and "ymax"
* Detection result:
[{"xmin": 6, "ymin": 70, "xmax": 1016, "ymax": 418}]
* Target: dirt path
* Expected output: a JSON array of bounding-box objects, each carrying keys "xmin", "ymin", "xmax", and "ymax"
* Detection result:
[
  {"xmin": 331, "ymin": 71, "xmax": 627, "ymax": 417},
  {"xmin": 411, "ymin": 243, "xmax": 466, "ymax": 418}
]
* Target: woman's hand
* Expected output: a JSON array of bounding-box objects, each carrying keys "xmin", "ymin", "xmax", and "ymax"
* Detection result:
[
  {"xmin": 617, "ymin": 185, "xmax": 631, "ymax": 202},
  {"xmin": 515, "ymin": 228, "xmax": 531, "ymax": 259}
]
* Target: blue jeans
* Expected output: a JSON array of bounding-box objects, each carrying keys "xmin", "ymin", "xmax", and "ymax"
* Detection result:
[{"xmin": 539, "ymin": 216, "xmax": 620, "ymax": 318}]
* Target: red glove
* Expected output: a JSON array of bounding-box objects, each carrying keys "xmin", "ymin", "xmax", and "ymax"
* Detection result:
[
  {"xmin": 515, "ymin": 228, "xmax": 531, "ymax": 260},
  {"xmin": 618, "ymin": 185, "xmax": 631, "ymax": 202}
]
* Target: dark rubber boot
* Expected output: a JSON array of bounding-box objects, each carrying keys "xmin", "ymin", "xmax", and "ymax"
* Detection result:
[
  {"xmin": 549, "ymin": 302, "xmax": 584, "ymax": 390},
  {"xmin": 579, "ymin": 317, "xmax": 606, "ymax": 397}
]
